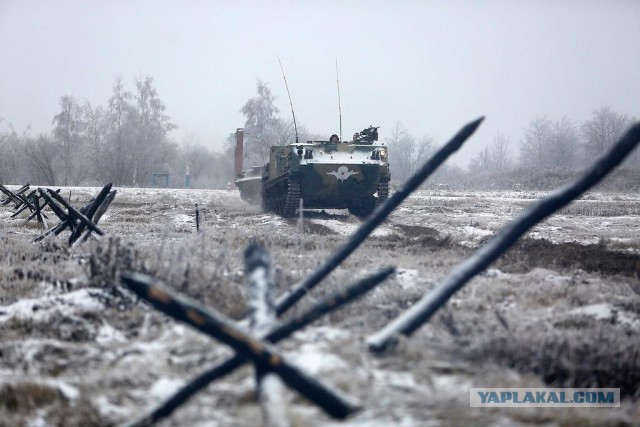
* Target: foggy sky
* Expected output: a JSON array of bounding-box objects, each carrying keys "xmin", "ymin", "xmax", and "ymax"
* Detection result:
[{"xmin": 1, "ymin": 0, "xmax": 638, "ymax": 167}]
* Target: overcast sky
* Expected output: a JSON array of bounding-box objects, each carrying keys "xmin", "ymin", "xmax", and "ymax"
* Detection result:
[{"xmin": 1, "ymin": 0, "xmax": 638, "ymax": 166}]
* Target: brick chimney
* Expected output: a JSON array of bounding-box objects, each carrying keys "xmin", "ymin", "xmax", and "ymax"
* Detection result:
[{"xmin": 234, "ymin": 128, "xmax": 244, "ymax": 178}]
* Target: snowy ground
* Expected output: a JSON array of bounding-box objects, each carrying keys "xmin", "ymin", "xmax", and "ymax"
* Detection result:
[{"xmin": 0, "ymin": 186, "xmax": 639, "ymax": 426}]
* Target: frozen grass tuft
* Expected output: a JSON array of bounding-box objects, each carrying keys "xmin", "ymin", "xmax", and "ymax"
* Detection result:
[{"xmin": 0, "ymin": 382, "xmax": 106, "ymax": 426}]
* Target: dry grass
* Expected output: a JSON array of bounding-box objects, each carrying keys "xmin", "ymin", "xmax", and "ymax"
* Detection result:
[
  {"xmin": 0, "ymin": 382, "xmax": 106, "ymax": 427},
  {"xmin": 1, "ymin": 187, "xmax": 639, "ymax": 425}
]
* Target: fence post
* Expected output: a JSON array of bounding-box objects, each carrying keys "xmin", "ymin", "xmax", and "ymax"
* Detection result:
[{"xmin": 195, "ymin": 203, "xmax": 200, "ymax": 233}]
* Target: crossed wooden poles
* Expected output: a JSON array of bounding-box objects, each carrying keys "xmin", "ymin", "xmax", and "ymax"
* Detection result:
[
  {"xmin": 33, "ymin": 184, "xmax": 116, "ymax": 245},
  {"xmin": 1, "ymin": 182, "xmax": 116, "ymax": 245},
  {"xmin": 0, "ymin": 183, "xmax": 30, "ymax": 208},
  {"xmin": 0, "ymin": 183, "xmax": 51, "ymax": 227},
  {"xmin": 122, "ymin": 252, "xmax": 395, "ymax": 426},
  {"xmin": 120, "ymin": 118, "xmax": 640, "ymax": 425}
]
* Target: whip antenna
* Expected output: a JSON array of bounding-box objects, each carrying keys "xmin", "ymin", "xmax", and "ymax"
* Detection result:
[
  {"xmin": 277, "ymin": 56, "xmax": 299, "ymax": 144},
  {"xmin": 336, "ymin": 59, "xmax": 342, "ymax": 141}
]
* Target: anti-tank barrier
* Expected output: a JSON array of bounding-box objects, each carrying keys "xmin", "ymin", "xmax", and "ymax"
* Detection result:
[
  {"xmin": 0, "ymin": 182, "xmax": 116, "ymax": 245},
  {"xmin": 121, "ymin": 248, "xmax": 395, "ymax": 426}
]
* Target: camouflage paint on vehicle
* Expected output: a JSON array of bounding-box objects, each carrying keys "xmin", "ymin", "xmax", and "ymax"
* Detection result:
[{"xmin": 237, "ymin": 126, "xmax": 390, "ymax": 218}]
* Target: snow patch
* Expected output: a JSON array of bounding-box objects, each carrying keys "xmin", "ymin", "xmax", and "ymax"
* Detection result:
[
  {"xmin": 310, "ymin": 219, "xmax": 393, "ymax": 237},
  {"xmin": 0, "ymin": 288, "xmax": 104, "ymax": 323},
  {"xmin": 395, "ymin": 268, "xmax": 419, "ymax": 290},
  {"xmin": 287, "ymin": 343, "xmax": 348, "ymax": 375},
  {"xmin": 0, "ymin": 377, "xmax": 79, "ymax": 401},
  {"xmin": 174, "ymin": 214, "xmax": 193, "ymax": 224},
  {"xmin": 94, "ymin": 395, "xmax": 131, "ymax": 419},
  {"xmin": 372, "ymin": 369, "xmax": 419, "ymax": 391},
  {"xmin": 430, "ymin": 374, "xmax": 472, "ymax": 394},
  {"xmin": 96, "ymin": 323, "xmax": 127, "ymax": 344},
  {"xmin": 54, "ymin": 380, "xmax": 80, "ymax": 400},
  {"xmin": 294, "ymin": 325, "xmax": 351, "ymax": 342},
  {"xmin": 482, "ymin": 268, "xmax": 509, "ymax": 279},
  {"xmin": 462, "ymin": 225, "xmax": 493, "ymax": 237},
  {"xmin": 524, "ymin": 268, "xmax": 566, "ymax": 283},
  {"xmin": 149, "ymin": 377, "xmax": 185, "ymax": 401},
  {"xmin": 568, "ymin": 303, "xmax": 640, "ymax": 328}
]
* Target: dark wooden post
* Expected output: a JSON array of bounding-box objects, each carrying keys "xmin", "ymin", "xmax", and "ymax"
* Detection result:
[
  {"xmin": 11, "ymin": 190, "xmax": 37, "ymax": 218},
  {"xmin": 0, "ymin": 183, "xmax": 28, "ymax": 207},
  {"xmin": 68, "ymin": 184, "xmax": 112, "ymax": 244},
  {"xmin": 235, "ymin": 128, "xmax": 244, "ymax": 179},
  {"xmin": 78, "ymin": 190, "xmax": 117, "ymax": 244},
  {"xmin": 195, "ymin": 203, "xmax": 200, "ymax": 233},
  {"xmin": 46, "ymin": 189, "xmax": 104, "ymax": 236}
]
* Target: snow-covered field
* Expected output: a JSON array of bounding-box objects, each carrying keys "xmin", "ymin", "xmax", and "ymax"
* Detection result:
[{"xmin": 1, "ymin": 186, "xmax": 639, "ymax": 426}]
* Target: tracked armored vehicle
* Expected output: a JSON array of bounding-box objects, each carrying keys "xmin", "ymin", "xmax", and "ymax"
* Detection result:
[{"xmin": 235, "ymin": 126, "xmax": 390, "ymax": 218}]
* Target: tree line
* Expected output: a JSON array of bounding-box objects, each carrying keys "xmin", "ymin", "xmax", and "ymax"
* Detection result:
[
  {"xmin": 387, "ymin": 107, "xmax": 639, "ymax": 191},
  {"xmin": 237, "ymin": 80, "xmax": 639, "ymax": 191},
  {"xmin": 0, "ymin": 75, "xmax": 234, "ymax": 189},
  {"xmin": 2, "ymin": 77, "xmax": 637, "ymax": 192}
]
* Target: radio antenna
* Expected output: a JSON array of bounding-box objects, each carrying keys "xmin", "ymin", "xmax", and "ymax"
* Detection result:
[
  {"xmin": 277, "ymin": 56, "xmax": 299, "ymax": 144},
  {"xmin": 336, "ymin": 59, "xmax": 342, "ymax": 141}
]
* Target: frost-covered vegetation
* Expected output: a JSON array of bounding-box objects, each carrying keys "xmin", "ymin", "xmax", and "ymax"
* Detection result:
[
  {"xmin": 2, "ymin": 78, "xmax": 638, "ymax": 193},
  {"xmin": 0, "ymin": 186, "xmax": 639, "ymax": 426}
]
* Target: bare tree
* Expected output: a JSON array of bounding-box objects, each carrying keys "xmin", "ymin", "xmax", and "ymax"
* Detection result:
[
  {"xmin": 83, "ymin": 101, "xmax": 108, "ymax": 183},
  {"xmin": 0, "ymin": 119, "xmax": 22, "ymax": 184},
  {"xmin": 241, "ymin": 80, "xmax": 282, "ymax": 165},
  {"xmin": 415, "ymin": 135, "xmax": 438, "ymax": 170},
  {"xmin": 490, "ymin": 133, "xmax": 511, "ymax": 171},
  {"xmin": 468, "ymin": 146, "xmax": 492, "ymax": 173},
  {"xmin": 182, "ymin": 144, "xmax": 215, "ymax": 184},
  {"xmin": 467, "ymin": 134, "xmax": 513, "ymax": 189},
  {"xmin": 548, "ymin": 116, "xmax": 578, "ymax": 171},
  {"xmin": 23, "ymin": 134, "xmax": 59, "ymax": 185},
  {"xmin": 582, "ymin": 106, "xmax": 632, "ymax": 156},
  {"xmin": 386, "ymin": 123, "xmax": 412, "ymax": 183},
  {"xmin": 430, "ymin": 163, "xmax": 467, "ymax": 189},
  {"xmin": 520, "ymin": 115, "xmax": 552, "ymax": 170},
  {"xmin": 132, "ymin": 75, "xmax": 176, "ymax": 185},
  {"xmin": 105, "ymin": 76, "xmax": 135, "ymax": 185},
  {"xmin": 211, "ymin": 146, "xmax": 235, "ymax": 188},
  {"xmin": 53, "ymin": 95, "xmax": 87, "ymax": 185},
  {"xmin": 386, "ymin": 122, "xmax": 436, "ymax": 183}
]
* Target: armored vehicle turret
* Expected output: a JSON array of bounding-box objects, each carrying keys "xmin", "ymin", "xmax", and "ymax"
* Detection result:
[{"xmin": 235, "ymin": 126, "xmax": 390, "ymax": 218}]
